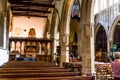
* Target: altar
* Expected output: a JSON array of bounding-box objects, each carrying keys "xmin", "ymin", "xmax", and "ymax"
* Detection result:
[{"xmin": 16, "ymin": 57, "xmax": 36, "ymax": 61}]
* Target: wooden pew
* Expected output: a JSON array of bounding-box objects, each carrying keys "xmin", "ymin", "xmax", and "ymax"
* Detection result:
[
  {"xmin": 63, "ymin": 62, "xmax": 82, "ymax": 71},
  {"xmin": 0, "ymin": 72, "xmax": 81, "ymax": 78},
  {"xmin": 2, "ymin": 61, "xmax": 56, "ymax": 68},
  {"xmin": 0, "ymin": 61, "xmax": 81, "ymax": 78},
  {"xmin": 0, "ymin": 61, "xmax": 94, "ymax": 80},
  {"xmin": 0, "ymin": 68, "xmax": 71, "ymax": 73},
  {"xmin": 0, "ymin": 76, "xmax": 94, "ymax": 80},
  {"xmin": 0, "ymin": 67, "xmax": 64, "ymax": 70}
]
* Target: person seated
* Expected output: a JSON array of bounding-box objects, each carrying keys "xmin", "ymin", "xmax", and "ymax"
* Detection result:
[{"xmin": 111, "ymin": 53, "xmax": 120, "ymax": 80}]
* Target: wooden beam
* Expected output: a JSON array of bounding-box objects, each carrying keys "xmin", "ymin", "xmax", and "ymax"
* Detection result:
[
  {"xmin": 11, "ymin": 7, "xmax": 51, "ymax": 13},
  {"xmin": 12, "ymin": 13, "xmax": 48, "ymax": 18},
  {"xmin": 9, "ymin": 2, "xmax": 55, "ymax": 8}
]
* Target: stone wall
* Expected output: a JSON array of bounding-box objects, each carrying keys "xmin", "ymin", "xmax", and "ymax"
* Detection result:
[{"xmin": 0, "ymin": 1, "xmax": 4, "ymax": 47}]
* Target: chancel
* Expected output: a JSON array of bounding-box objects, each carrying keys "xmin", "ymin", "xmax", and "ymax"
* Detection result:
[{"xmin": 9, "ymin": 37, "xmax": 53, "ymax": 62}]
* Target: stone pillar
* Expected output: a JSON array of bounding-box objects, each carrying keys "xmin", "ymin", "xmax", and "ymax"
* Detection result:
[
  {"xmin": 0, "ymin": 1, "xmax": 4, "ymax": 47},
  {"xmin": 60, "ymin": 34, "xmax": 69, "ymax": 67},
  {"xmin": 107, "ymin": 35, "xmax": 110, "ymax": 53},
  {"xmin": 3, "ymin": 0, "xmax": 8, "ymax": 49},
  {"xmin": 81, "ymin": 23, "xmax": 93, "ymax": 75},
  {"xmin": 3, "ymin": 16, "xmax": 7, "ymax": 49},
  {"xmin": 59, "ymin": 0, "xmax": 74, "ymax": 67},
  {"xmin": 77, "ymin": 41, "xmax": 82, "ymax": 57},
  {"xmin": 66, "ymin": 34, "xmax": 69, "ymax": 62},
  {"xmin": 90, "ymin": 23, "xmax": 96, "ymax": 76}
]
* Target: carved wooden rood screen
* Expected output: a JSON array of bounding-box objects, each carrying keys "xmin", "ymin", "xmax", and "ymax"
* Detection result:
[{"xmin": 9, "ymin": 37, "xmax": 53, "ymax": 62}]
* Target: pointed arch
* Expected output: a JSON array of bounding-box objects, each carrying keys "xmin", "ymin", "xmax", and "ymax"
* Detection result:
[
  {"xmin": 109, "ymin": 16, "xmax": 120, "ymax": 50},
  {"xmin": 95, "ymin": 24, "xmax": 107, "ymax": 52},
  {"xmin": 109, "ymin": 16, "xmax": 120, "ymax": 41}
]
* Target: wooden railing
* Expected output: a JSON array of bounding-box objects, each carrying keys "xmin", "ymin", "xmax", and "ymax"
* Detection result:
[{"xmin": 9, "ymin": 37, "xmax": 53, "ymax": 62}]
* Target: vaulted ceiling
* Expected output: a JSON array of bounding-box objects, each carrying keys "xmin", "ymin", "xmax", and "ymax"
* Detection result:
[{"xmin": 8, "ymin": 0, "xmax": 54, "ymax": 18}]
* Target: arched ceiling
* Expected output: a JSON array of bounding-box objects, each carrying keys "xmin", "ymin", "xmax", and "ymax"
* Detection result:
[{"xmin": 8, "ymin": 0, "xmax": 54, "ymax": 18}]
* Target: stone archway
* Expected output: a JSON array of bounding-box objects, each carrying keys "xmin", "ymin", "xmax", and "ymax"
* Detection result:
[
  {"xmin": 80, "ymin": 0, "xmax": 93, "ymax": 75},
  {"xmin": 50, "ymin": 8, "xmax": 61, "ymax": 63},
  {"xmin": 60, "ymin": 0, "xmax": 94, "ymax": 75},
  {"xmin": 109, "ymin": 16, "xmax": 120, "ymax": 51},
  {"xmin": 109, "ymin": 16, "xmax": 120, "ymax": 43},
  {"xmin": 59, "ymin": 0, "xmax": 74, "ymax": 67}
]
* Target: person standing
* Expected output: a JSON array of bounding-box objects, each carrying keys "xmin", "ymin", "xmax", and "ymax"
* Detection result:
[{"xmin": 111, "ymin": 53, "xmax": 120, "ymax": 80}]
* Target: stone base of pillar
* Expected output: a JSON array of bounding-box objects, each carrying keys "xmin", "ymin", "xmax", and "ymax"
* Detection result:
[
  {"xmin": 82, "ymin": 68, "xmax": 94, "ymax": 75},
  {"xmin": 59, "ymin": 52, "xmax": 69, "ymax": 67},
  {"xmin": 82, "ymin": 71, "xmax": 96, "ymax": 80}
]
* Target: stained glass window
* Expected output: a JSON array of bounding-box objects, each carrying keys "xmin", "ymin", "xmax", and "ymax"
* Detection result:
[{"xmin": 71, "ymin": 0, "xmax": 80, "ymax": 20}]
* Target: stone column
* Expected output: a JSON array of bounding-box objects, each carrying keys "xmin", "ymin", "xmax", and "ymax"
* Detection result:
[
  {"xmin": 59, "ymin": 0, "xmax": 74, "ymax": 67},
  {"xmin": 107, "ymin": 31, "xmax": 111, "ymax": 54},
  {"xmin": 90, "ymin": 22, "xmax": 96, "ymax": 76},
  {"xmin": 81, "ymin": 23, "xmax": 93, "ymax": 75},
  {"xmin": 59, "ymin": 34, "xmax": 69, "ymax": 67},
  {"xmin": 3, "ymin": 16, "xmax": 7, "ymax": 49},
  {"xmin": 0, "ymin": 1, "xmax": 4, "ymax": 47}
]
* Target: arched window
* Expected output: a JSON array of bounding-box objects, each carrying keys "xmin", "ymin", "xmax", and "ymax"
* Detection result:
[
  {"xmin": 95, "ymin": 26, "xmax": 107, "ymax": 53},
  {"xmin": 71, "ymin": 0, "xmax": 80, "ymax": 20},
  {"xmin": 114, "ymin": 24, "xmax": 120, "ymax": 51}
]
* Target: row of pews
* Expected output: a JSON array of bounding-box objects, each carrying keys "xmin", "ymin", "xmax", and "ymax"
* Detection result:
[
  {"xmin": 0, "ymin": 61, "xmax": 94, "ymax": 80},
  {"xmin": 63, "ymin": 62, "xmax": 114, "ymax": 80}
]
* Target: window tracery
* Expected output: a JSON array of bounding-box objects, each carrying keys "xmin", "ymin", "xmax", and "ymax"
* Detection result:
[{"xmin": 71, "ymin": 0, "xmax": 80, "ymax": 20}]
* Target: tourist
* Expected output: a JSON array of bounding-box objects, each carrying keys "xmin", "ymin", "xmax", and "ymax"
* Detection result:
[{"xmin": 111, "ymin": 53, "xmax": 120, "ymax": 80}]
